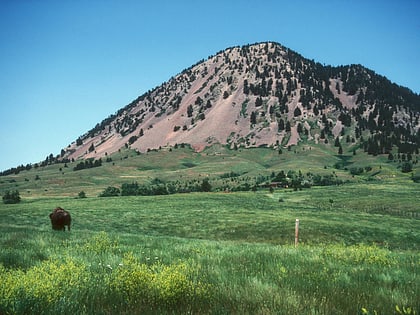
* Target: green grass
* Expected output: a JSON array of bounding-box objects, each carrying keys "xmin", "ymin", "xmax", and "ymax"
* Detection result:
[
  {"xmin": 2, "ymin": 144, "xmax": 417, "ymax": 198},
  {"xmin": 0, "ymin": 146, "xmax": 419, "ymax": 314},
  {"xmin": 1, "ymin": 185, "xmax": 419, "ymax": 314}
]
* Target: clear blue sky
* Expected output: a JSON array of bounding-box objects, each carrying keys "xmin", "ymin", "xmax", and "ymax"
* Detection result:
[{"xmin": 1, "ymin": 0, "xmax": 419, "ymax": 171}]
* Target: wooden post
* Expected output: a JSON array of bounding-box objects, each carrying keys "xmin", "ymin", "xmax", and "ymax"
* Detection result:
[{"xmin": 295, "ymin": 218, "xmax": 299, "ymax": 247}]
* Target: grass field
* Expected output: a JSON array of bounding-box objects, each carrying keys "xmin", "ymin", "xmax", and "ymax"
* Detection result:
[{"xmin": 0, "ymin": 146, "xmax": 419, "ymax": 314}]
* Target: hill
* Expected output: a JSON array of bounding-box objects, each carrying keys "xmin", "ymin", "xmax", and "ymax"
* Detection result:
[
  {"xmin": 0, "ymin": 143, "xmax": 418, "ymax": 200},
  {"xmin": 58, "ymin": 42, "xmax": 419, "ymax": 163}
]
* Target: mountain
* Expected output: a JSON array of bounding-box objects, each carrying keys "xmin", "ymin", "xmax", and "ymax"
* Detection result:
[
  {"xmin": 5, "ymin": 42, "xmax": 420, "ymax": 174},
  {"xmin": 61, "ymin": 42, "xmax": 418, "ymax": 162}
]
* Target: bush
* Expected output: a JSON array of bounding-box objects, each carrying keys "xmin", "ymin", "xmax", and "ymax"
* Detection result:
[
  {"xmin": 2, "ymin": 190, "xmax": 21, "ymax": 204},
  {"xmin": 401, "ymin": 162, "xmax": 413, "ymax": 173},
  {"xmin": 412, "ymin": 174, "xmax": 420, "ymax": 183},
  {"xmin": 350, "ymin": 167, "xmax": 364, "ymax": 175},
  {"xmin": 121, "ymin": 182, "xmax": 139, "ymax": 196},
  {"xmin": 111, "ymin": 253, "xmax": 211, "ymax": 310},
  {"xmin": 200, "ymin": 178, "xmax": 212, "ymax": 192},
  {"xmin": 0, "ymin": 258, "xmax": 88, "ymax": 314},
  {"xmin": 78, "ymin": 191, "xmax": 86, "ymax": 198},
  {"xmin": 128, "ymin": 135, "xmax": 138, "ymax": 145},
  {"xmin": 99, "ymin": 186, "xmax": 120, "ymax": 197}
]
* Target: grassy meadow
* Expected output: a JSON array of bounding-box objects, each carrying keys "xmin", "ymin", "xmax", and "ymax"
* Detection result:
[{"xmin": 0, "ymin": 145, "xmax": 419, "ymax": 314}]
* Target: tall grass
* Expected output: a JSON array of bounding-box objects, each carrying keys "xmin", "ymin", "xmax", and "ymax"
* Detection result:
[
  {"xmin": 0, "ymin": 233, "xmax": 418, "ymax": 314},
  {"xmin": 1, "ymin": 183, "xmax": 419, "ymax": 314}
]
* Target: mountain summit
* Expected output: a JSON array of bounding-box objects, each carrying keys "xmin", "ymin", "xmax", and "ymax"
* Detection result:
[{"xmin": 64, "ymin": 42, "xmax": 420, "ymax": 161}]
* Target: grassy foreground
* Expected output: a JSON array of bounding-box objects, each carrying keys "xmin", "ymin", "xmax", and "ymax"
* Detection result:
[{"xmin": 0, "ymin": 183, "xmax": 419, "ymax": 314}]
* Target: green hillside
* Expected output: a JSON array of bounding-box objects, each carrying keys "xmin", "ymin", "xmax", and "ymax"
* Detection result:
[{"xmin": 1, "ymin": 143, "xmax": 417, "ymax": 198}]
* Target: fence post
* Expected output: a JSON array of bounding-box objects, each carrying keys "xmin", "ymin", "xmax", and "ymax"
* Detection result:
[{"xmin": 295, "ymin": 218, "xmax": 299, "ymax": 247}]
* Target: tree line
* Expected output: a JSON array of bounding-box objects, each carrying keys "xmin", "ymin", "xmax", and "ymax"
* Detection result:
[{"xmin": 99, "ymin": 178, "xmax": 212, "ymax": 197}]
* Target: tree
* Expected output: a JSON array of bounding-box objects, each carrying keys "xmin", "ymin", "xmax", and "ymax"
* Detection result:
[
  {"xmin": 243, "ymin": 79, "xmax": 249, "ymax": 94},
  {"xmin": 121, "ymin": 182, "xmax": 139, "ymax": 196},
  {"xmin": 297, "ymin": 123, "xmax": 303, "ymax": 134},
  {"xmin": 78, "ymin": 191, "xmax": 86, "ymax": 198},
  {"xmin": 294, "ymin": 106, "xmax": 302, "ymax": 117},
  {"xmin": 99, "ymin": 186, "xmax": 120, "ymax": 197},
  {"xmin": 334, "ymin": 136, "xmax": 340, "ymax": 147},
  {"xmin": 250, "ymin": 111, "xmax": 257, "ymax": 125},
  {"xmin": 278, "ymin": 119, "xmax": 285, "ymax": 131},
  {"xmin": 128, "ymin": 135, "xmax": 138, "ymax": 144},
  {"xmin": 2, "ymin": 190, "xmax": 21, "ymax": 204},
  {"xmin": 187, "ymin": 105, "xmax": 193, "ymax": 117},
  {"xmin": 195, "ymin": 96, "xmax": 203, "ymax": 105},
  {"xmin": 201, "ymin": 178, "xmax": 212, "ymax": 192}
]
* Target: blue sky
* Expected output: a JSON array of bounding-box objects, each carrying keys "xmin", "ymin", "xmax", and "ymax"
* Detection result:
[{"xmin": 0, "ymin": 0, "xmax": 419, "ymax": 171}]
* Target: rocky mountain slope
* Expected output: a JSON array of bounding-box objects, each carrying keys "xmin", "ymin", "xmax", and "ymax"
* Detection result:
[{"xmin": 58, "ymin": 42, "xmax": 420, "ymax": 161}]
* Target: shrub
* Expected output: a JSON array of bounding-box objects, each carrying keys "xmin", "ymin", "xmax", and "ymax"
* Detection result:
[
  {"xmin": 121, "ymin": 182, "xmax": 139, "ymax": 196},
  {"xmin": 111, "ymin": 253, "xmax": 211, "ymax": 310},
  {"xmin": 0, "ymin": 258, "xmax": 88, "ymax": 314},
  {"xmin": 200, "ymin": 178, "xmax": 212, "ymax": 192},
  {"xmin": 2, "ymin": 190, "xmax": 21, "ymax": 204},
  {"xmin": 128, "ymin": 135, "xmax": 138, "ymax": 145},
  {"xmin": 412, "ymin": 174, "xmax": 420, "ymax": 183},
  {"xmin": 99, "ymin": 186, "xmax": 120, "ymax": 197},
  {"xmin": 401, "ymin": 162, "xmax": 412, "ymax": 173},
  {"xmin": 350, "ymin": 167, "xmax": 364, "ymax": 175}
]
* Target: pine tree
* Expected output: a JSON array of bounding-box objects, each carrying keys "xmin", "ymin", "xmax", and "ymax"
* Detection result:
[
  {"xmin": 250, "ymin": 112, "xmax": 257, "ymax": 125},
  {"xmin": 297, "ymin": 123, "xmax": 303, "ymax": 134},
  {"xmin": 187, "ymin": 105, "xmax": 193, "ymax": 117},
  {"xmin": 278, "ymin": 119, "xmax": 285, "ymax": 131},
  {"xmin": 334, "ymin": 136, "xmax": 340, "ymax": 147}
]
